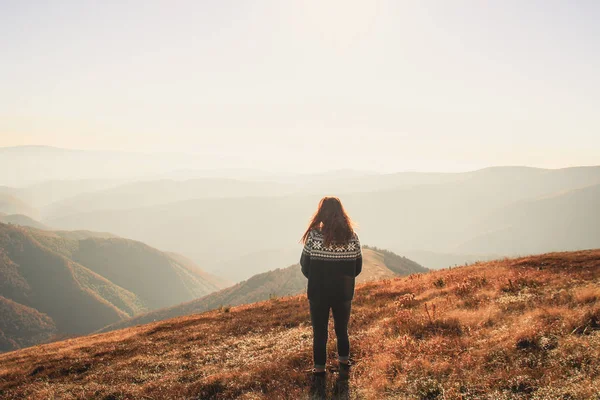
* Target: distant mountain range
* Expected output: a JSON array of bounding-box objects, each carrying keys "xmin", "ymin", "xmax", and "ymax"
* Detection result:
[
  {"xmin": 0, "ymin": 223, "xmax": 227, "ymax": 352},
  {"xmin": 42, "ymin": 178, "xmax": 293, "ymax": 219},
  {"xmin": 3, "ymin": 145, "xmax": 600, "ymax": 278},
  {"xmin": 100, "ymin": 247, "xmax": 428, "ymax": 333},
  {"xmin": 34, "ymin": 166, "xmax": 600, "ymax": 279},
  {"xmin": 455, "ymin": 183, "xmax": 600, "ymax": 255}
]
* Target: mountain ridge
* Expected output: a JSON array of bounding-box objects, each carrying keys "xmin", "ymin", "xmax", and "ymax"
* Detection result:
[{"xmin": 0, "ymin": 223, "xmax": 226, "ymax": 352}]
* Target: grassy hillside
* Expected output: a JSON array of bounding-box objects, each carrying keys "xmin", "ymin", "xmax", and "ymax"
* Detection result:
[
  {"xmin": 362, "ymin": 245, "xmax": 430, "ymax": 275},
  {"xmin": 0, "ymin": 250, "xmax": 598, "ymax": 399},
  {"xmin": 100, "ymin": 248, "xmax": 428, "ymax": 333},
  {"xmin": 0, "ymin": 295, "xmax": 57, "ymax": 352},
  {"xmin": 404, "ymin": 250, "xmax": 500, "ymax": 270},
  {"xmin": 0, "ymin": 224, "xmax": 143, "ymax": 334},
  {"xmin": 72, "ymin": 238, "xmax": 221, "ymax": 309},
  {"xmin": 0, "ymin": 224, "xmax": 227, "ymax": 352}
]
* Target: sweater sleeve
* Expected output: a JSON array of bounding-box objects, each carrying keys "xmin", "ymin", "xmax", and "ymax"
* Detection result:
[
  {"xmin": 354, "ymin": 234, "xmax": 363, "ymax": 277},
  {"xmin": 300, "ymin": 232, "xmax": 312, "ymax": 278}
]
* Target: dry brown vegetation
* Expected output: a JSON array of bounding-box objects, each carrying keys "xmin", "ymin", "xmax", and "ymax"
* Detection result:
[{"xmin": 0, "ymin": 250, "xmax": 599, "ymax": 399}]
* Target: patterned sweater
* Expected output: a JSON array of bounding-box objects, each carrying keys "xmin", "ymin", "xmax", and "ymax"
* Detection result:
[{"xmin": 300, "ymin": 229, "xmax": 362, "ymax": 302}]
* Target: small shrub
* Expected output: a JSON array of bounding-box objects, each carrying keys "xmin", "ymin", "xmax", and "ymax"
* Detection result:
[
  {"xmin": 516, "ymin": 336, "xmax": 539, "ymax": 350},
  {"xmin": 548, "ymin": 289, "xmax": 573, "ymax": 306},
  {"xmin": 411, "ymin": 318, "xmax": 463, "ymax": 339},
  {"xmin": 433, "ymin": 278, "xmax": 445, "ymax": 289},
  {"xmin": 413, "ymin": 377, "xmax": 444, "ymax": 400},
  {"xmin": 501, "ymin": 277, "xmax": 540, "ymax": 293},
  {"xmin": 394, "ymin": 293, "xmax": 417, "ymax": 309},
  {"xmin": 191, "ymin": 378, "xmax": 227, "ymax": 399},
  {"xmin": 515, "ymin": 332, "xmax": 558, "ymax": 352},
  {"xmin": 539, "ymin": 336, "xmax": 558, "ymax": 350},
  {"xmin": 455, "ymin": 276, "xmax": 488, "ymax": 297},
  {"xmin": 459, "ymin": 296, "xmax": 482, "ymax": 309},
  {"xmin": 485, "ymin": 349, "xmax": 510, "ymax": 369},
  {"xmin": 573, "ymin": 286, "xmax": 600, "ymax": 305},
  {"xmin": 393, "ymin": 304, "xmax": 463, "ymax": 339},
  {"xmin": 570, "ymin": 307, "xmax": 600, "ymax": 335},
  {"xmin": 507, "ymin": 375, "xmax": 536, "ymax": 394},
  {"xmin": 560, "ymin": 343, "xmax": 596, "ymax": 371},
  {"xmin": 219, "ymin": 305, "xmax": 231, "ymax": 313}
]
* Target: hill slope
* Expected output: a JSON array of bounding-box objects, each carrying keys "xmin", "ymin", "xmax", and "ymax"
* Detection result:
[
  {"xmin": 458, "ymin": 183, "xmax": 600, "ymax": 255},
  {"xmin": 100, "ymin": 248, "xmax": 428, "ymax": 332},
  {"xmin": 0, "ymin": 224, "xmax": 138, "ymax": 337},
  {"xmin": 0, "ymin": 295, "xmax": 57, "ymax": 352},
  {"xmin": 0, "ymin": 193, "xmax": 38, "ymax": 219},
  {"xmin": 0, "ymin": 214, "xmax": 49, "ymax": 230},
  {"xmin": 25, "ymin": 227, "xmax": 227, "ymax": 309},
  {"xmin": 0, "ymin": 250, "xmax": 598, "ymax": 399},
  {"xmin": 0, "ymin": 224, "xmax": 226, "ymax": 351}
]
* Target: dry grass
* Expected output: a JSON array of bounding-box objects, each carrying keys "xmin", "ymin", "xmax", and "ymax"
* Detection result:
[{"xmin": 0, "ymin": 250, "xmax": 599, "ymax": 399}]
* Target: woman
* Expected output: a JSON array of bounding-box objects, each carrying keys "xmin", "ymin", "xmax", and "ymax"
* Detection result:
[{"xmin": 300, "ymin": 196, "xmax": 362, "ymax": 379}]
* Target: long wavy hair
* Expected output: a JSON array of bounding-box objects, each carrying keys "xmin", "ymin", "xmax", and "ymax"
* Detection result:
[{"xmin": 301, "ymin": 197, "xmax": 355, "ymax": 247}]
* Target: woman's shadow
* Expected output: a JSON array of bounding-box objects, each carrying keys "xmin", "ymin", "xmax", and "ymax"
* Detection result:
[{"xmin": 309, "ymin": 375, "xmax": 349, "ymax": 400}]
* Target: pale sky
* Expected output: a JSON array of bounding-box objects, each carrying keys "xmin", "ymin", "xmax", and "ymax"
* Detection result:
[{"xmin": 1, "ymin": 0, "xmax": 599, "ymax": 172}]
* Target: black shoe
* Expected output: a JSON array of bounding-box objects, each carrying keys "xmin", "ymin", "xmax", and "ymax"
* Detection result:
[
  {"xmin": 333, "ymin": 375, "xmax": 350, "ymax": 400},
  {"xmin": 339, "ymin": 361, "xmax": 351, "ymax": 379},
  {"xmin": 309, "ymin": 369, "xmax": 326, "ymax": 399}
]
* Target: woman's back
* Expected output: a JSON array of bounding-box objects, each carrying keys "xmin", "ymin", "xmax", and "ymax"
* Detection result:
[
  {"xmin": 301, "ymin": 228, "xmax": 362, "ymax": 303},
  {"xmin": 299, "ymin": 196, "xmax": 361, "ymax": 379}
]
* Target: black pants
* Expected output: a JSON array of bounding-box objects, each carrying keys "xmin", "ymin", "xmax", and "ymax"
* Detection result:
[{"xmin": 309, "ymin": 299, "xmax": 352, "ymax": 369}]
